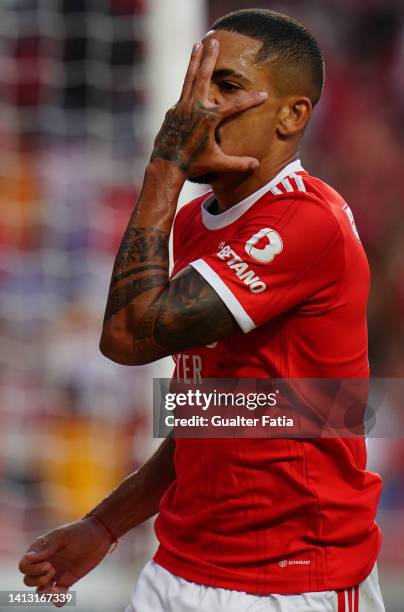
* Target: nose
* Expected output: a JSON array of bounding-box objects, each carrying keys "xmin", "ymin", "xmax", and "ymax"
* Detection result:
[{"xmin": 207, "ymin": 81, "xmax": 222, "ymax": 106}]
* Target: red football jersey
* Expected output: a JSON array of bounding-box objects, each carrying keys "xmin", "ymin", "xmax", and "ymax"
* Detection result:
[{"xmin": 153, "ymin": 159, "xmax": 382, "ymax": 594}]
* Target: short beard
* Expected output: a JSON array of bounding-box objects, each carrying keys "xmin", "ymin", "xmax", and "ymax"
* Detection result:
[{"xmin": 188, "ymin": 172, "xmax": 219, "ymax": 185}]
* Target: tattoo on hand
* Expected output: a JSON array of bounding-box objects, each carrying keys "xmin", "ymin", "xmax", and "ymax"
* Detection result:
[{"xmin": 151, "ymin": 101, "xmax": 220, "ymax": 173}]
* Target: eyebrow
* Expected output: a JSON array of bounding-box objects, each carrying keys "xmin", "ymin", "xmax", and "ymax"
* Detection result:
[{"xmin": 212, "ymin": 68, "xmax": 251, "ymax": 84}]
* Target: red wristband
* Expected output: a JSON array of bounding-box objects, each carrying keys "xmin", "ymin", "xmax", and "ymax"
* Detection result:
[{"xmin": 86, "ymin": 513, "xmax": 119, "ymax": 552}]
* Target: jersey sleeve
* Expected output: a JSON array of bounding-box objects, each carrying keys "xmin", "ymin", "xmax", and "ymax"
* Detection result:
[
  {"xmin": 172, "ymin": 204, "xmax": 189, "ymax": 264},
  {"xmin": 189, "ymin": 199, "xmax": 344, "ymax": 333}
]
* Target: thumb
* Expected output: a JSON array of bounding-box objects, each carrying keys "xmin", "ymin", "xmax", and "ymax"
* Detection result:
[{"xmin": 215, "ymin": 153, "xmax": 260, "ymax": 174}]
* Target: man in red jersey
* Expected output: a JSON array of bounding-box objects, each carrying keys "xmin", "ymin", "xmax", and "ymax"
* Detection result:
[{"xmin": 19, "ymin": 9, "xmax": 385, "ymax": 612}]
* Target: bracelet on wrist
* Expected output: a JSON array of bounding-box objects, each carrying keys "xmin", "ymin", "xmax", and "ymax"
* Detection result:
[{"xmin": 86, "ymin": 513, "xmax": 119, "ymax": 553}]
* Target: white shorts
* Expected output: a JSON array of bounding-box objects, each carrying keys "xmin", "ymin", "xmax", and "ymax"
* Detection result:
[{"xmin": 124, "ymin": 560, "xmax": 385, "ymax": 612}]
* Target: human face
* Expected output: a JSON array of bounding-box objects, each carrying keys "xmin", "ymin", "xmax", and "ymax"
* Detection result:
[{"xmin": 188, "ymin": 29, "xmax": 281, "ymax": 185}]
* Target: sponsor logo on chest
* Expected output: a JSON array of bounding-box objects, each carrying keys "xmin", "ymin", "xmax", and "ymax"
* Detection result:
[{"xmin": 216, "ymin": 244, "xmax": 267, "ymax": 293}]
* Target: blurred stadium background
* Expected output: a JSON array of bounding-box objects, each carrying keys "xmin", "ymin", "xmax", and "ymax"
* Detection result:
[{"xmin": 0, "ymin": 0, "xmax": 403, "ymax": 610}]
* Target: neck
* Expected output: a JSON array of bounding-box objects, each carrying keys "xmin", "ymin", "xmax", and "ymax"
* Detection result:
[{"xmin": 211, "ymin": 152, "xmax": 299, "ymax": 211}]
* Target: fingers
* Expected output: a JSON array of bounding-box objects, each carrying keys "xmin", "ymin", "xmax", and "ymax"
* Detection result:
[
  {"xmin": 218, "ymin": 91, "xmax": 268, "ymax": 119},
  {"xmin": 20, "ymin": 559, "xmax": 56, "ymax": 589},
  {"xmin": 19, "ymin": 533, "xmax": 64, "ymax": 590},
  {"xmin": 215, "ymin": 154, "xmax": 260, "ymax": 174},
  {"xmin": 19, "ymin": 537, "xmax": 62, "ymax": 572},
  {"xmin": 207, "ymin": 142, "xmax": 260, "ymax": 173},
  {"xmin": 21, "ymin": 561, "xmax": 54, "ymax": 577},
  {"xmin": 180, "ymin": 42, "xmax": 203, "ymax": 101},
  {"xmin": 191, "ymin": 38, "xmax": 219, "ymax": 101},
  {"xmin": 24, "ymin": 566, "xmax": 56, "ymax": 588}
]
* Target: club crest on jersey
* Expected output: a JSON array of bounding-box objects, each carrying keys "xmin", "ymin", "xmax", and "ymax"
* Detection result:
[
  {"xmin": 245, "ymin": 228, "xmax": 283, "ymax": 263},
  {"xmin": 216, "ymin": 245, "xmax": 267, "ymax": 293}
]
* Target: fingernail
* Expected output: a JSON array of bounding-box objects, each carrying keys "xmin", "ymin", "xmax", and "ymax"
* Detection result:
[
  {"xmin": 258, "ymin": 91, "xmax": 267, "ymax": 98},
  {"xmin": 194, "ymin": 42, "xmax": 202, "ymax": 51},
  {"xmin": 209, "ymin": 39, "xmax": 218, "ymax": 48}
]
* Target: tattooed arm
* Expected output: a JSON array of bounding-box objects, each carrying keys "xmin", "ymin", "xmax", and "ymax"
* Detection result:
[
  {"xmin": 100, "ymin": 39, "xmax": 266, "ymax": 365},
  {"xmin": 99, "ymin": 163, "xmax": 238, "ymax": 365}
]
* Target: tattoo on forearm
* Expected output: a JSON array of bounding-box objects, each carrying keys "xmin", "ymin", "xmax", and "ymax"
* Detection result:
[
  {"xmin": 151, "ymin": 101, "xmax": 220, "ymax": 173},
  {"xmin": 104, "ymin": 226, "xmax": 169, "ymax": 321},
  {"xmin": 112, "ymin": 264, "xmax": 167, "ymax": 285},
  {"xmin": 104, "ymin": 275, "xmax": 167, "ymax": 321},
  {"xmin": 101, "ymin": 39, "xmax": 256, "ymax": 361},
  {"xmin": 135, "ymin": 301, "xmax": 160, "ymax": 340},
  {"xmin": 112, "ymin": 227, "xmax": 168, "ymax": 277}
]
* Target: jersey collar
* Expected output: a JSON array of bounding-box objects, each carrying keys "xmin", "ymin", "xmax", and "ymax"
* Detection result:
[{"xmin": 201, "ymin": 159, "xmax": 305, "ymax": 230}]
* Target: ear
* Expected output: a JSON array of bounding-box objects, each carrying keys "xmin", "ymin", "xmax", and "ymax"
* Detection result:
[{"xmin": 277, "ymin": 96, "xmax": 312, "ymax": 137}]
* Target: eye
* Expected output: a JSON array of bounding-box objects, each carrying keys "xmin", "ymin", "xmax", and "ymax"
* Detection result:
[{"xmin": 219, "ymin": 81, "xmax": 241, "ymax": 93}]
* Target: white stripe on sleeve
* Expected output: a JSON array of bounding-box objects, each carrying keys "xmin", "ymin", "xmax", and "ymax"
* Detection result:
[{"xmin": 189, "ymin": 258, "xmax": 257, "ymax": 334}]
